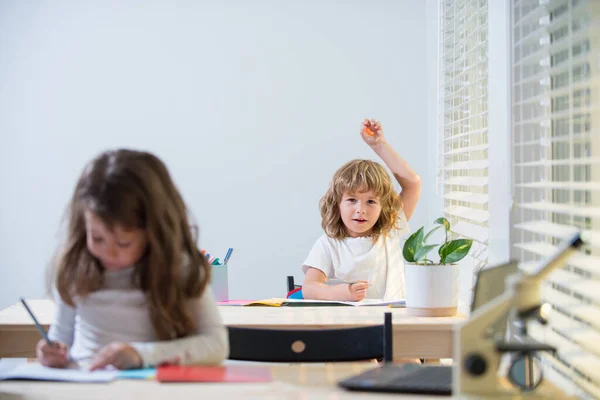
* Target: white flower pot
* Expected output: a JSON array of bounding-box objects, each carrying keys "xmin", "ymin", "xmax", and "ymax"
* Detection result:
[{"xmin": 404, "ymin": 263, "xmax": 459, "ymax": 317}]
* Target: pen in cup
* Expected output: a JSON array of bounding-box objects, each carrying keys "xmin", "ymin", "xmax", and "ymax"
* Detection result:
[{"xmin": 223, "ymin": 248, "xmax": 233, "ymax": 265}]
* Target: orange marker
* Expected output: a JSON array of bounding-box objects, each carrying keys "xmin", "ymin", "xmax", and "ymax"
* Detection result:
[{"xmin": 364, "ymin": 127, "xmax": 375, "ymax": 136}]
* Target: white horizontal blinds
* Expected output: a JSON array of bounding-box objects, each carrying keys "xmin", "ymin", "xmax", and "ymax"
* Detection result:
[
  {"xmin": 511, "ymin": 0, "xmax": 600, "ymax": 397},
  {"xmin": 440, "ymin": 0, "xmax": 490, "ymax": 296}
]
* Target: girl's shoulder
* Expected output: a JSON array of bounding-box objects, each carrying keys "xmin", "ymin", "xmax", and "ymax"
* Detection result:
[
  {"xmin": 181, "ymin": 251, "xmax": 205, "ymax": 280},
  {"xmin": 313, "ymin": 234, "xmax": 350, "ymax": 253},
  {"xmin": 316, "ymin": 233, "xmax": 339, "ymax": 247}
]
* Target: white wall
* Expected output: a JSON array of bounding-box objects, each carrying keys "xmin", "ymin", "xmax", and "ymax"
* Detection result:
[{"xmin": 0, "ymin": 0, "xmax": 430, "ymax": 309}]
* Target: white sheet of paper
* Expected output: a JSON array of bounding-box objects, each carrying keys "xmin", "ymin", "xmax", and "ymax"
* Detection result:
[
  {"xmin": 0, "ymin": 361, "xmax": 118, "ymax": 382},
  {"xmin": 282, "ymin": 298, "xmax": 405, "ymax": 307},
  {"xmin": 349, "ymin": 299, "xmax": 406, "ymax": 307}
]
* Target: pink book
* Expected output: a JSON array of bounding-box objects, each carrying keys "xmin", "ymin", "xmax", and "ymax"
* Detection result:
[{"xmin": 156, "ymin": 365, "xmax": 271, "ymax": 383}]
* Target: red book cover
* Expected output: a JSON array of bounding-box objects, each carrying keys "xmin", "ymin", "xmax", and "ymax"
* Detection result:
[{"xmin": 156, "ymin": 365, "xmax": 272, "ymax": 383}]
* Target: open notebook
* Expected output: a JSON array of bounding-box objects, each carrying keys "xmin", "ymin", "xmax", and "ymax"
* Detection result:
[
  {"xmin": 245, "ymin": 298, "xmax": 406, "ymax": 307},
  {"xmin": 0, "ymin": 359, "xmax": 157, "ymax": 382},
  {"xmin": 0, "ymin": 362, "xmax": 118, "ymax": 382}
]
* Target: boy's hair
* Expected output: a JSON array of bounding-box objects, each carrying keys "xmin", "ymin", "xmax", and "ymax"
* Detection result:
[
  {"xmin": 320, "ymin": 159, "xmax": 402, "ymax": 241},
  {"xmin": 54, "ymin": 149, "xmax": 210, "ymax": 340}
]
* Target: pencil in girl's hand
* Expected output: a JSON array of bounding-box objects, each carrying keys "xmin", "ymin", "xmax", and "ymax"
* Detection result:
[
  {"xmin": 364, "ymin": 127, "xmax": 375, "ymax": 136},
  {"xmin": 326, "ymin": 279, "xmax": 371, "ymax": 287},
  {"xmin": 20, "ymin": 298, "xmax": 55, "ymax": 348}
]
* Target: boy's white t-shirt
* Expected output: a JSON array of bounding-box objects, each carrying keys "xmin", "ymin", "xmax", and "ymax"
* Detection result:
[{"xmin": 301, "ymin": 212, "xmax": 411, "ymax": 300}]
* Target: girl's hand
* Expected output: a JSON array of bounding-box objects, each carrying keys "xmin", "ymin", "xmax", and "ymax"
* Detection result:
[
  {"xmin": 36, "ymin": 339, "xmax": 69, "ymax": 368},
  {"xmin": 89, "ymin": 342, "xmax": 142, "ymax": 371},
  {"xmin": 348, "ymin": 281, "xmax": 369, "ymax": 301},
  {"xmin": 360, "ymin": 118, "xmax": 386, "ymax": 146}
]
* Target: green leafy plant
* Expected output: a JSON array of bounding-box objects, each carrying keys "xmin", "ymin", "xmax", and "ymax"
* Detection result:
[{"xmin": 403, "ymin": 217, "xmax": 473, "ymax": 265}]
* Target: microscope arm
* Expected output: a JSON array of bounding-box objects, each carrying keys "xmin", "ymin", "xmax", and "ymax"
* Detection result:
[{"xmin": 530, "ymin": 234, "xmax": 584, "ymax": 285}]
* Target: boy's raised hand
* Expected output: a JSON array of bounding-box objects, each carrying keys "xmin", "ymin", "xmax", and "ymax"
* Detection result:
[
  {"xmin": 360, "ymin": 118, "xmax": 385, "ymax": 146},
  {"xmin": 36, "ymin": 339, "xmax": 69, "ymax": 368},
  {"xmin": 348, "ymin": 281, "xmax": 369, "ymax": 302},
  {"xmin": 89, "ymin": 342, "xmax": 142, "ymax": 371}
]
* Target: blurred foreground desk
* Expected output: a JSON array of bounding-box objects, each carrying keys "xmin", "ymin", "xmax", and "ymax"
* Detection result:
[{"xmin": 0, "ymin": 361, "xmax": 575, "ymax": 399}]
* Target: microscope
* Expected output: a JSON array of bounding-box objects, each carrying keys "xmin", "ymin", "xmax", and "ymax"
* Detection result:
[{"xmin": 453, "ymin": 233, "xmax": 584, "ymax": 397}]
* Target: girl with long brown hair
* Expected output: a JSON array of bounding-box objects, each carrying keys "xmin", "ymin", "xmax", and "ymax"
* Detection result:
[{"xmin": 37, "ymin": 149, "xmax": 228, "ymax": 370}]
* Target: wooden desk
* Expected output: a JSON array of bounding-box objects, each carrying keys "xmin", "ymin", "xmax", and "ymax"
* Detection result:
[
  {"xmin": 0, "ymin": 362, "xmax": 574, "ymax": 399},
  {"xmin": 0, "ymin": 300, "xmax": 465, "ymax": 360}
]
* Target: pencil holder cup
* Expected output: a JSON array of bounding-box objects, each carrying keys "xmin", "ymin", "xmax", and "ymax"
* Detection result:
[{"xmin": 210, "ymin": 263, "xmax": 229, "ymax": 302}]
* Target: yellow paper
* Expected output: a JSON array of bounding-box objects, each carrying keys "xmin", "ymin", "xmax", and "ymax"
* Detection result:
[{"xmin": 244, "ymin": 298, "xmax": 288, "ymax": 307}]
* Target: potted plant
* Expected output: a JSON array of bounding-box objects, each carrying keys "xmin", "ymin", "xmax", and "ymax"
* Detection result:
[{"xmin": 402, "ymin": 217, "xmax": 473, "ymax": 317}]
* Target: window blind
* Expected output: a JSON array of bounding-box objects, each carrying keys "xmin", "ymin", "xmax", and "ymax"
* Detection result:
[
  {"xmin": 511, "ymin": 0, "xmax": 600, "ymax": 397},
  {"xmin": 439, "ymin": 0, "xmax": 490, "ymax": 302}
]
